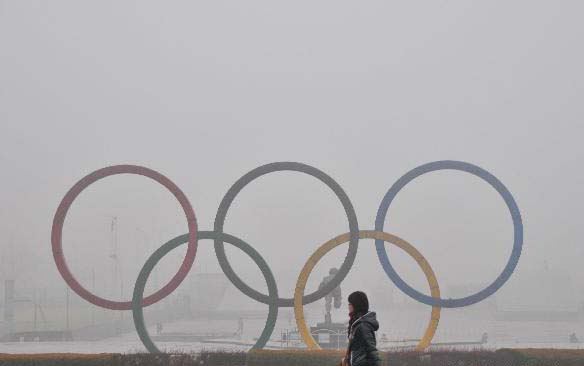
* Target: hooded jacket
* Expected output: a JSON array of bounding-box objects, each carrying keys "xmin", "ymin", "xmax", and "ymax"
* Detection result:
[{"xmin": 347, "ymin": 311, "xmax": 380, "ymax": 366}]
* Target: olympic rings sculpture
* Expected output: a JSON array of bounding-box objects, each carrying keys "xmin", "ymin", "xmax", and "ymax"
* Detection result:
[{"xmin": 51, "ymin": 160, "xmax": 523, "ymax": 352}]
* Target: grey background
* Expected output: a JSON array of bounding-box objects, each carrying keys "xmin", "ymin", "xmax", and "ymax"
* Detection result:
[{"xmin": 0, "ymin": 1, "xmax": 583, "ymax": 349}]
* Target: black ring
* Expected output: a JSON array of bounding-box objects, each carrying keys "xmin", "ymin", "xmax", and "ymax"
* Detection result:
[{"xmin": 214, "ymin": 162, "xmax": 359, "ymax": 307}]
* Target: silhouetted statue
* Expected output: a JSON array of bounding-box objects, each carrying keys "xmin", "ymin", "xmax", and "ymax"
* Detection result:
[{"xmin": 318, "ymin": 267, "xmax": 342, "ymax": 324}]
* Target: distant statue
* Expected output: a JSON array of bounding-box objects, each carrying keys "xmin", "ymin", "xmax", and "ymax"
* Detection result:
[
  {"xmin": 570, "ymin": 333, "xmax": 579, "ymax": 343},
  {"xmin": 156, "ymin": 322, "xmax": 163, "ymax": 335},
  {"xmin": 318, "ymin": 267, "xmax": 342, "ymax": 324},
  {"xmin": 236, "ymin": 317, "xmax": 244, "ymax": 338}
]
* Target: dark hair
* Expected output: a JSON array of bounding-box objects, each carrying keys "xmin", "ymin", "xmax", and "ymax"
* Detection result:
[{"xmin": 348, "ymin": 291, "xmax": 369, "ymax": 313}]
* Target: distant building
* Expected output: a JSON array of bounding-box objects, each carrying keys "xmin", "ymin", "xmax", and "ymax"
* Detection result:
[{"xmin": 493, "ymin": 270, "xmax": 581, "ymax": 321}]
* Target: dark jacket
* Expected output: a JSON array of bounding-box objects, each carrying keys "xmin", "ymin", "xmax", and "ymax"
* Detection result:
[{"xmin": 347, "ymin": 311, "xmax": 380, "ymax": 366}]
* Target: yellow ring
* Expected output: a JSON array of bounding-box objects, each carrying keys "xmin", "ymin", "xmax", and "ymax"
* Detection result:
[{"xmin": 293, "ymin": 230, "xmax": 441, "ymax": 351}]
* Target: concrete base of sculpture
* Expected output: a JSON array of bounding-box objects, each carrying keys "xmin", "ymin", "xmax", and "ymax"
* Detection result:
[{"xmin": 310, "ymin": 321, "xmax": 348, "ymax": 349}]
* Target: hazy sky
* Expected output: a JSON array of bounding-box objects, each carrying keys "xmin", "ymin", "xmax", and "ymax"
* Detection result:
[{"xmin": 1, "ymin": 1, "xmax": 583, "ymax": 313}]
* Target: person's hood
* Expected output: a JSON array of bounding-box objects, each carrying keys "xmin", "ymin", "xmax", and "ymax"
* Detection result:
[{"xmin": 354, "ymin": 311, "xmax": 379, "ymax": 331}]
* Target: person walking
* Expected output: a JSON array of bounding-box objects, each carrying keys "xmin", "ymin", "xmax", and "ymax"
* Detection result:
[{"xmin": 342, "ymin": 291, "xmax": 381, "ymax": 366}]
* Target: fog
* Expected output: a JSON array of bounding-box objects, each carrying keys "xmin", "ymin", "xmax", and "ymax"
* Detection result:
[{"xmin": 1, "ymin": 1, "xmax": 583, "ymax": 353}]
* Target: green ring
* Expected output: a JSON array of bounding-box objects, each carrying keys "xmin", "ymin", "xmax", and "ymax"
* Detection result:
[{"xmin": 132, "ymin": 231, "xmax": 279, "ymax": 352}]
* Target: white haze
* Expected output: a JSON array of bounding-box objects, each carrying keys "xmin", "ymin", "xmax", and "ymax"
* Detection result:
[{"xmin": 0, "ymin": 0, "xmax": 583, "ymax": 353}]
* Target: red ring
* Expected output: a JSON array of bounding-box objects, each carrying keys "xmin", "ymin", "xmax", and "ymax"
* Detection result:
[{"xmin": 51, "ymin": 165, "xmax": 198, "ymax": 310}]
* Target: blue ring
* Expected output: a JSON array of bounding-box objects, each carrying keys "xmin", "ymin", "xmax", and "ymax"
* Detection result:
[{"xmin": 375, "ymin": 160, "xmax": 523, "ymax": 308}]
